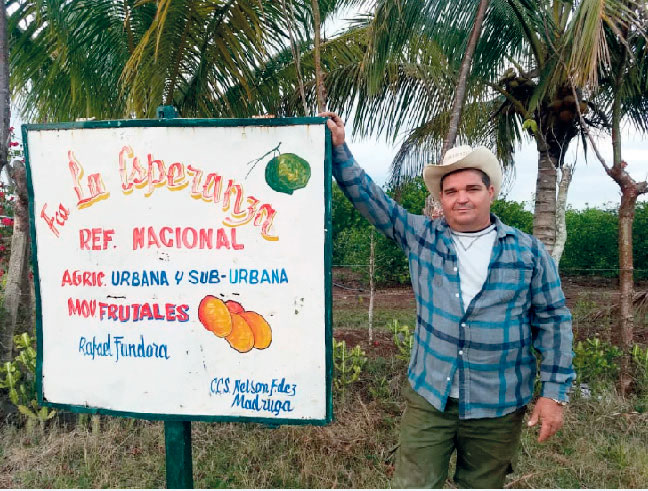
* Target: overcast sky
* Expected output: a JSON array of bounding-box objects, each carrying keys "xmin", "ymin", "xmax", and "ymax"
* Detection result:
[
  {"xmin": 325, "ymin": 8, "xmax": 648, "ymax": 210},
  {"xmin": 348, "ymin": 127, "xmax": 648, "ymax": 210},
  {"xmin": 11, "ymin": 109, "xmax": 646, "ymax": 211}
]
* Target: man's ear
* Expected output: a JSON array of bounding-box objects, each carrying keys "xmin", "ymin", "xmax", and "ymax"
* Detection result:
[{"xmin": 488, "ymin": 185, "xmax": 495, "ymax": 202}]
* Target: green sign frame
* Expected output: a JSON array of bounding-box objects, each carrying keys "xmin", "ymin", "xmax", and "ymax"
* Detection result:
[{"xmin": 22, "ymin": 117, "xmax": 333, "ymax": 427}]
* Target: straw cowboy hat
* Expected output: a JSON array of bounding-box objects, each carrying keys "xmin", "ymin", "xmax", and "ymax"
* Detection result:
[{"xmin": 423, "ymin": 145, "xmax": 502, "ymax": 202}]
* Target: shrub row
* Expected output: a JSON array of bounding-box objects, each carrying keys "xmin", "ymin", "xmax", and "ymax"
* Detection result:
[{"xmin": 333, "ymin": 179, "xmax": 648, "ymax": 285}]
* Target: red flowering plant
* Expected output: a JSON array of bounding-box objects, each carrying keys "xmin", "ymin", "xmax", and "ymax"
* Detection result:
[
  {"xmin": 0, "ymin": 126, "xmax": 21, "ymax": 284},
  {"xmin": 0, "ymin": 186, "xmax": 13, "ymax": 285}
]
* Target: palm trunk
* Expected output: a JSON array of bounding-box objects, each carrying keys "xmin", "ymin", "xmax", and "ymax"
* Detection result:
[
  {"xmin": 368, "ymin": 229, "xmax": 375, "ymax": 342},
  {"xmin": 572, "ymin": 36, "xmax": 648, "ymax": 395},
  {"xmin": 0, "ymin": 1, "xmax": 10, "ymax": 178},
  {"xmin": 311, "ymin": 0, "xmax": 326, "ymax": 113},
  {"xmin": 280, "ymin": 0, "xmax": 308, "ymax": 115},
  {"xmin": 552, "ymin": 163, "xmax": 573, "ymax": 263},
  {"xmin": 1, "ymin": 162, "xmax": 29, "ymax": 362},
  {"xmin": 440, "ymin": 0, "xmax": 490, "ymax": 157},
  {"xmin": 423, "ymin": 0, "xmax": 490, "ymax": 219},
  {"xmin": 423, "ymin": 195, "xmax": 444, "ymax": 218},
  {"xmin": 606, "ymin": 33, "xmax": 648, "ymax": 395},
  {"xmin": 575, "ymin": 110, "xmax": 645, "ymax": 397},
  {"xmin": 532, "ymin": 145, "xmax": 558, "ymax": 254},
  {"xmin": 19, "ymin": 238, "xmax": 35, "ymax": 333},
  {"xmin": 608, "ymin": 55, "xmax": 646, "ymax": 394},
  {"xmin": 427, "ymin": 0, "xmax": 489, "ymax": 219},
  {"xmin": 0, "ymin": 1, "xmax": 14, "ymax": 362},
  {"xmin": 617, "ymin": 191, "xmax": 637, "ymax": 395}
]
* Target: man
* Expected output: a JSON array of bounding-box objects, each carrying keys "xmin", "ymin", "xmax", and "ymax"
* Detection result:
[{"xmin": 321, "ymin": 112, "xmax": 575, "ymax": 488}]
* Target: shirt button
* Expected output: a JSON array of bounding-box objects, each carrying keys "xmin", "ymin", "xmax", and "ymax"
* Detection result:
[
  {"xmin": 453, "ymin": 267, "xmax": 458, "ymax": 272},
  {"xmin": 459, "ymin": 350, "xmax": 464, "ymax": 355},
  {"xmin": 461, "ymin": 323, "xmax": 467, "ymax": 327},
  {"xmin": 455, "ymin": 293, "xmax": 460, "ymax": 298},
  {"xmin": 446, "ymin": 377, "xmax": 451, "ymax": 381}
]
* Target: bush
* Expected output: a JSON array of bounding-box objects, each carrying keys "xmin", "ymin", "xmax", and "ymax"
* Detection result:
[
  {"xmin": 491, "ymin": 199, "xmax": 533, "ymax": 233},
  {"xmin": 0, "ymin": 333, "xmax": 56, "ymax": 429},
  {"xmin": 389, "ymin": 319, "xmax": 413, "ymax": 362},
  {"xmin": 632, "ymin": 345, "xmax": 648, "ymax": 411},
  {"xmin": 573, "ymin": 337, "xmax": 622, "ymax": 392},
  {"xmin": 334, "ymin": 226, "xmax": 410, "ymax": 285},
  {"xmin": 333, "ymin": 339, "xmax": 367, "ymax": 399},
  {"xmin": 332, "ymin": 182, "xmax": 412, "ymax": 286},
  {"xmin": 0, "ymin": 182, "xmax": 14, "ymax": 280},
  {"xmin": 333, "ymin": 179, "xmax": 648, "ymax": 282},
  {"xmin": 561, "ymin": 207, "xmax": 619, "ymax": 276},
  {"xmin": 633, "ymin": 203, "xmax": 648, "ymax": 280}
]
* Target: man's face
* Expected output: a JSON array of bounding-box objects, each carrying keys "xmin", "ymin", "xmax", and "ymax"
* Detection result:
[{"xmin": 439, "ymin": 169, "xmax": 494, "ymax": 232}]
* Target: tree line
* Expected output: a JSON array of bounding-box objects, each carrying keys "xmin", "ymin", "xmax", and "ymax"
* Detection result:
[{"xmin": 333, "ymin": 179, "xmax": 648, "ymax": 285}]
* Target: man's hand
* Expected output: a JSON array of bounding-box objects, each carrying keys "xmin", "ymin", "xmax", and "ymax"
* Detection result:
[
  {"xmin": 318, "ymin": 111, "xmax": 345, "ymax": 147},
  {"xmin": 527, "ymin": 397, "xmax": 565, "ymax": 442}
]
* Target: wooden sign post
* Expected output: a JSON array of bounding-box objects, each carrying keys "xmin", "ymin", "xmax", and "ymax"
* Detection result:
[
  {"xmin": 23, "ymin": 115, "xmax": 333, "ymax": 488},
  {"xmin": 158, "ymin": 106, "xmax": 193, "ymax": 489},
  {"xmin": 165, "ymin": 420, "xmax": 193, "ymax": 488}
]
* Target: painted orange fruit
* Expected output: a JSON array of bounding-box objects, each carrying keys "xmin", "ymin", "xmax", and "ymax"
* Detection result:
[
  {"xmin": 225, "ymin": 300, "xmax": 244, "ymax": 314},
  {"xmin": 240, "ymin": 311, "xmax": 272, "ymax": 349},
  {"xmin": 198, "ymin": 296, "xmax": 232, "ymax": 337},
  {"xmin": 226, "ymin": 313, "xmax": 255, "ymax": 353}
]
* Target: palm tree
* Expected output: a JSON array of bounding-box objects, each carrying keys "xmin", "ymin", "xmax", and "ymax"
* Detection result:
[
  {"xmin": 7, "ymin": 0, "xmax": 314, "ymax": 121},
  {"xmin": 440, "ymin": 0, "xmax": 490, "ymax": 157},
  {"xmin": 0, "ymin": 0, "xmax": 12, "ymax": 363},
  {"xmin": 268, "ymin": 0, "xmax": 643, "ymax": 257},
  {"xmin": 8, "ymin": 0, "xmax": 369, "ymax": 121},
  {"xmin": 8, "ymin": 0, "xmax": 145, "ymax": 120},
  {"xmin": 121, "ymin": 0, "xmax": 296, "ymax": 118},
  {"xmin": 0, "ymin": 1, "xmax": 9, "ymax": 178}
]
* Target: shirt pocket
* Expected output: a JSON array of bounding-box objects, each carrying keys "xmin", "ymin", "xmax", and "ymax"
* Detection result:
[{"xmin": 487, "ymin": 264, "xmax": 534, "ymax": 308}]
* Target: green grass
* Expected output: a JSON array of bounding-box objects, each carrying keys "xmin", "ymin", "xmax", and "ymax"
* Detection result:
[
  {"xmin": 511, "ymin": 393, "xmax": 648, "ymax": 489},
  {"xmin": 0, "ymin": 392, "xmax": 401, "ymax": 488},
  {"xmin": 2, "ymin": 290, "xmax": 648, "ymax": 488},
  {"xmin": 2, "ymin": 356, "xmax": 648, "ymax": 488},
  {"xmin": 333, "ymin": 307, "xmax": 416, "ymax": 331}
]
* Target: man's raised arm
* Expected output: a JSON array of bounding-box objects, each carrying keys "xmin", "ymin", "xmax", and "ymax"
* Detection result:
[{"xmin": 319, "ymin": 112, "xmax": 425, "ymax": 252}]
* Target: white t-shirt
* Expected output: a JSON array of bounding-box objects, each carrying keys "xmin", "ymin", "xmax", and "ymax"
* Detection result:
[{"xmin": 448, "ymin": 224, "xmax": 497, "ymax": 398}]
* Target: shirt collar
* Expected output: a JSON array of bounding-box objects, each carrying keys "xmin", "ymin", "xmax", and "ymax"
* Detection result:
[{"xmin": 435, "ymin": 214, "xmax": 516, "ymax": 240}]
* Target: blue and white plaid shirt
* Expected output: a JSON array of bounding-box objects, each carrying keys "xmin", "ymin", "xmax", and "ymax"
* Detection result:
[{"xmin": 333, "ymin": 143, "xmax": 575, "ymax": 419}]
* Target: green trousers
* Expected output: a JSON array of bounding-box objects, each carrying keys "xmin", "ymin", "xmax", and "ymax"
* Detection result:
[{"xmin": 393, "ymin": 384, "xmax": 526, "ymax": 489}]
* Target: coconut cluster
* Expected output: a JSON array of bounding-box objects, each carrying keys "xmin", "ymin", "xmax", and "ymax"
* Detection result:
[
  {"xmin": 499, "ymin": 68, "xmax": 589, "ymax": 126},
  {"xmin": 499, "ymin": 67, "xmax": 536, "ymax": 101},
  {"xmin": 547, "ymin": 86, "xmax": 589, "ymax": 123}
]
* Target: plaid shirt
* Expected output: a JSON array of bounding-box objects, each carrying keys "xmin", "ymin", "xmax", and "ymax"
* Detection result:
[{"xmin": 333, "ymin": 143, "xmax": 575, "ymax": 419}]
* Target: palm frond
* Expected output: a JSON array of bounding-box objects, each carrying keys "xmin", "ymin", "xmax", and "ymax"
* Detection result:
[
  {"xmin": 387, "ymin": 99, "xmax": 513, "ymax": 187},
  {"xmin": 565, "ymin": 0, "xmax": 646, "ymax": 88},
  {"xmin": 10, "ymin": 0, "xmax": 145, "ymax": 121}
]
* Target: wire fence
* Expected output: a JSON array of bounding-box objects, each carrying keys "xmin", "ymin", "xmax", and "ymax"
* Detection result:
[
  {"xmin": 334, "ymin": 264, "xmax": 648, "ymax": 273},
  {"xmin": 335, "ymin": 264, "xmax": 648, "ymax": 271},
  {"xmin": 332, "ymin": 264, "xmax": 648, "ymax": 291}
]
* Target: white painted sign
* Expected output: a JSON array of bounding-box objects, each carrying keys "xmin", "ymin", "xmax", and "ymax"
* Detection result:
[{"xmin": 25, "ymin": 120, "xmax": 330, "ymax": 422}]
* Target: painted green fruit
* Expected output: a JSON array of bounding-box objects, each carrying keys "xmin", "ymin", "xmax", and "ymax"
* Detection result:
[{"xmin": 265, "ymin": 153, "xmax": 311, "ymax": 195}]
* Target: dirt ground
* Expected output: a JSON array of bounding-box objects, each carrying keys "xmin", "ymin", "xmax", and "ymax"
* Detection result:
[{"xmin": 332, "ymin": 268, "xmax": 648, "ymax": 354}]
